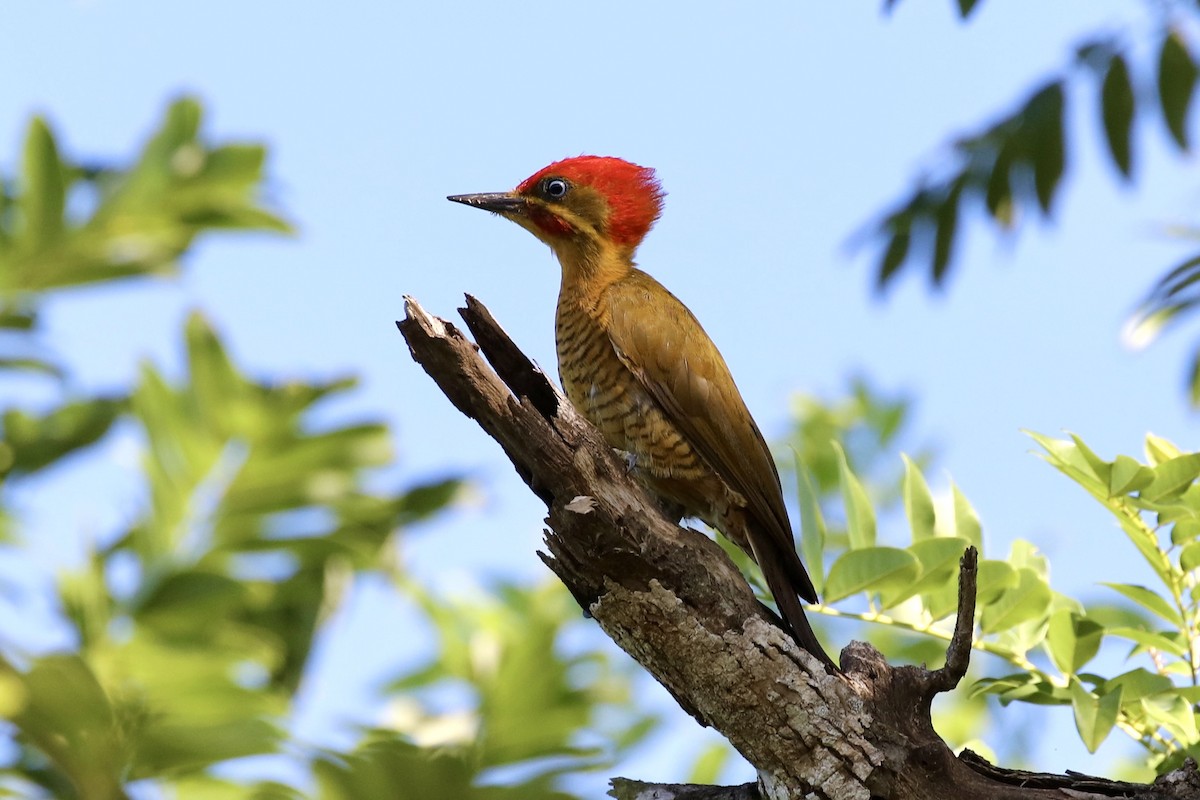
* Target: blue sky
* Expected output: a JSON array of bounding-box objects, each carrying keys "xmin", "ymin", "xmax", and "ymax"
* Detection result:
[{"xmin": 4, "ymin": 0, "xmax": 1199, "ymax": 789}]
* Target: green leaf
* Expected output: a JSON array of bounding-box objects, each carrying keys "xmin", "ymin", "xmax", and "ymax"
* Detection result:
[
  {"xmin": 951, "ymin": 482, "xmax": 982, "ymax": 550},
  {"xmin": 901, "ymin": 454, "xmax": 936, "ymax": 543},
  {"xmin": 7, "ymin": 655, "xmax": 128, "ymax": 799},
  {"xmin": 1142, "ymin": 693, "xmax": 1199, "ymax": 743},
  {"xmin": 976, "ymin": 559, "xmax": 1018, "ymax": 605},
  {"xmin": 1181, "ymin": 541, "xmax": 1200, "ymax": 572},
  {"xmin": 1141, "ymin": 452, "xmax": 1200, "ymax": 502},
  {"xmin": 985, "ymin": 142, "xmax": 1015, "ymax": 227},
  {"xmin": 0, "ymin": 309, "xmax": 36, "ymax": 330},
  {"xmin": 956, "ymin": 0, "xmax": 980, "ymax": 18},
  {"xmin": 1027, "ymin": 82, "xmax": 1066, "ymax": 214},
  {"xmin": 1070, "ymin": 681, "xmax": 1121, "ymax": 753},
  {"xmin": 1109, "ymin": 454, "xmax": 1154, "ymax": 496},
  {"xmin": 1101, "ymin": 53, "xmax": 1135, "ymax": 177},
  {"xmin": 932, "ymin": 180, "xmax": 963, "ymax": 284},
  {"xmin": 313, "ymin": 739, "xmax": 479, "ymax": 800},
  {"xmin": 1069, "ymin": 434, "xmax": 1112, "ymax": 485},
  {"xmin": 834, "ymin": 442, "xmax": 876, "ymax": 549},
  {"xmin": 1158, "ymin": 30, "xmax": 1198, "ymax": 150},
  {"xmin": 133, "ymin": 569, "xmax": 248, "ymax": 638},
  {"xmin": 1026, "ymin": 430, "xmax": 1107, "ymax": 496},
  {"xmin": 909, "ymin": 537, "xmax": 971, "ymax": 581},
  {"xmin": 1046, "ymin": 609, "xmax": 1104, "ymax": 674},
  {"xmin": 1103, "ymin": 667, "xmax": 1175, "ymax": 701},
  {"xmin": 824, "ymin": 547, "xmax": 920, "ymax": 603},
  {"xmin": 0, "ymin": 356, "xmax": 65, "ymax": 379},
  {"xmin": 1101, "ymin": 583, "xmax": 1183, "ymax": 626},
  {"xmin": 884, "ymin": 537, "xmax": 970, "ymax": 609},
  {"xmin": 794, "ymin": 456, "xmax": 827, "ymax": 593},
  {"xmin": 1007, "ymin": 539, "xmax": 1049, "ymax": 578},
  {"xmin": 185, "ymin": 311, "xmax": 247, "ymax": 434},
  {"xmin": 1107, "ymin": 627, "xmax": 1189, "ymax": 657},
  {"xmin": 398, "ymin": 477, "xmax": 465, "ymax": 525},
  {"xmin": 19, "ymin": 116, "xmax": 66, "ymax": 255},
  {"xmin": 687, "ymin": 742, "xmax": 732, "ymax": 785},
  {"xmin": 979, "ymin": 567, "xmax": 1051, "ymax": 633},
  {"xmin": 920, "ymin": 583, "xmax": 961, "ymax": 621},
  {"xmin": 1, "ymin": 397, "xmax": 124, "ymax": 477},
  {"xmin": 1145, "ymin": 433, "xmax": 1182, "ymax": 465},
  {"xmin": 878, "ymin": 229, "xmax": 911, "ymax": 289},
  {"xmin": 1191, "ymin": 346, "xmax": 1200, "ymax": 408},
  {"xmin": 971, "ymin": 672, "xmax": 1068, "ymax": 706}
]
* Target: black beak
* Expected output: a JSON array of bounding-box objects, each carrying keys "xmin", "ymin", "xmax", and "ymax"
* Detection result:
[{"xmin": 447, "ymin": 192, "xmax": 528, "ymax": 214}]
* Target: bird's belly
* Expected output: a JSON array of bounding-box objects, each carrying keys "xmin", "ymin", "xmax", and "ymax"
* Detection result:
[
  {"xmin": 555, "ymin": 317, "xmax": 707, "ymax": 483},
  {"xmin": 555, "ymin": 306, "xmax": 747, "ymax": 547}
]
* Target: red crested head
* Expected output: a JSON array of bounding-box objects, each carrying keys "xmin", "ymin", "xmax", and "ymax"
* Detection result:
[{"xmin": 515, "ymin": 156, "xmax": 665, "ymax": 249}]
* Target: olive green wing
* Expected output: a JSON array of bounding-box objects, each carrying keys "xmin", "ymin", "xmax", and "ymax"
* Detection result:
[{"xmin": 601, "ymin": 271, "xmax": 817, "ymax": 601}]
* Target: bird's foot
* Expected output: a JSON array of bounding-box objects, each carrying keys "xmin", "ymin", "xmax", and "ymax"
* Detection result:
[{"xmin": 615, "ymin": 449, "xmax": 638, "ymax": 475}]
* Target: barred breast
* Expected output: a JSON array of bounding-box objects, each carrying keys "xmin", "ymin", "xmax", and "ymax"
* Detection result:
[{"xmin": 555, "ymin": 299, "xmax": 708, "ymax": 485}]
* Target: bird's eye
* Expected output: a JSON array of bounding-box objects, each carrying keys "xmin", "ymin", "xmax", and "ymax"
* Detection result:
[{"xmin": 543, "ymin": 178, "xmax": 569, "ymax": 199}]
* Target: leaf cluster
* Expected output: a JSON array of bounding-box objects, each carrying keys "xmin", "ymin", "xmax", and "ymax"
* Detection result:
[
  {"xmin": 789, "ymin": 428, "xmax": 1200, "ymax": 768},
  {"xmin": 870, "ymin": 17, "xmax": 1196, "ymax": 291}
]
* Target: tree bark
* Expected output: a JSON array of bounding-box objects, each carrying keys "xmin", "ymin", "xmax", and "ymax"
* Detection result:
[{"xmin": 397, "ymin": 295, "xmax": 1200, "ymax": 800}]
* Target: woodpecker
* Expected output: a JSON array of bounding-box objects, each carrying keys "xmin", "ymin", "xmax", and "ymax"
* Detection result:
[{"xmin": 449, "ymin": 156, "xmax": 835, "ymax": 670}]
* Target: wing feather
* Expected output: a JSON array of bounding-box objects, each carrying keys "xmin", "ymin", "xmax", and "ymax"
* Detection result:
[{"xmin": 601, "ymin": 271, "xmax": 817, "ymax": 601}]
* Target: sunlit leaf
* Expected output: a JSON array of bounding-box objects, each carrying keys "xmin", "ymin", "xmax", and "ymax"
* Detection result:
[
  {"xmin": 979, "ymin": 567, "xmax": 1051, "ymax": 633},
  {"xmin": 1103, "ymin": 668, "xmax": 1175, "ymax": 701},
  {"xmin": 883, "ymin": 536, "xmax": 969, "ymax": 608},
  {"xmin": 5, "ymin": 655, "xmax": 128, "ymax": 799},
  {"xmin": 971, "ymin": 672, "xmax": 1069, "ymax": 706},
  {"xmin": 687, "ymin": 742, "xmax": 732, "ymax": 785},
  {"xmin": 1046, "ymin": 609, "xmax": 1104, "ymax": 674},
  {"xmin": 976, "ymin": 559, "xmax": 1018, "ymax": 605},
  {"xmin": 951, "ymin": 482, "xmax": 982, "ymax": 550},
  {"xmin": 1181, "ymin": 541, "xmax": 1200, "ymax": 572},
  {"xmin": 1141, "ymin": 452, "xmax": 1200, "ymax": 502},
  {"xmin": 1027, "ymin": 431, "xmax": 1106, "ymax": 496},
  {"xmin": 1101, "ymin": 583, "xmax": 1182, "ymax": 626},
  {"xmin": 1142, "ymin": 693, "xmax": 1199, "ymax": 743},
  {"xmin": 1110, "ymin": 455, "xmax": 1154, "ymax": 496},
  {"xmin": 902, "ymin": 453, "xmax": 936, "ymax": 543},
  {"xmin": 18, "ymin": 116, "xmax": 65, "ymax": 254},
  {"xmin": 834, "ymin": 442, "xmax": 876, "ymax": 549},
  {"xmin": 824, "ymin": 547, "xmax": 920, "ymax": 603},
  {"xmin": 1070, "ymin": 681, "xmax": 1120, "ymax": 753},
  {"xmin": 1145, "ymin": 433, "xmax": 1182, "ymax": 465},
  {"xmin": 985, "ymin": 142, "xmax": 1015, "ymax": 227},
  {"xmin": 1106, "ymin": 627, "xmax": 1188, "ymax": 658}
]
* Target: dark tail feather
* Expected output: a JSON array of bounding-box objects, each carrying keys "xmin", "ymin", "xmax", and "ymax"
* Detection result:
[{"xmin": 759, "ymin": 549, "xmax": 839, "ymax": 672}]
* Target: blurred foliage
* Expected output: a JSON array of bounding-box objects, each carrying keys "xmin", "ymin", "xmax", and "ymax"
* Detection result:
[
  {"xmin": 0, "ymin": 99, "xmax": 651, "ymax": 798},
  {"xmin": 778, "ymin": 376, "xmax": 934, "ymax": 514},
  {"xmin": 870, "ymin": 3, "xmax": 1200, "ymax": 406}
]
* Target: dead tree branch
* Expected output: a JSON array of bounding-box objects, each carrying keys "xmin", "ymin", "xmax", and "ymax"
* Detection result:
[{"xmin": 397, "ymin": 295, "xmax": 1200, "ymax": 800}]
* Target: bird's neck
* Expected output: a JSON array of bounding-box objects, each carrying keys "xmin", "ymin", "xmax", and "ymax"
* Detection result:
[{"xmin": 553, "ymin": 237, "xmax": 635, "ymax": 308}]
